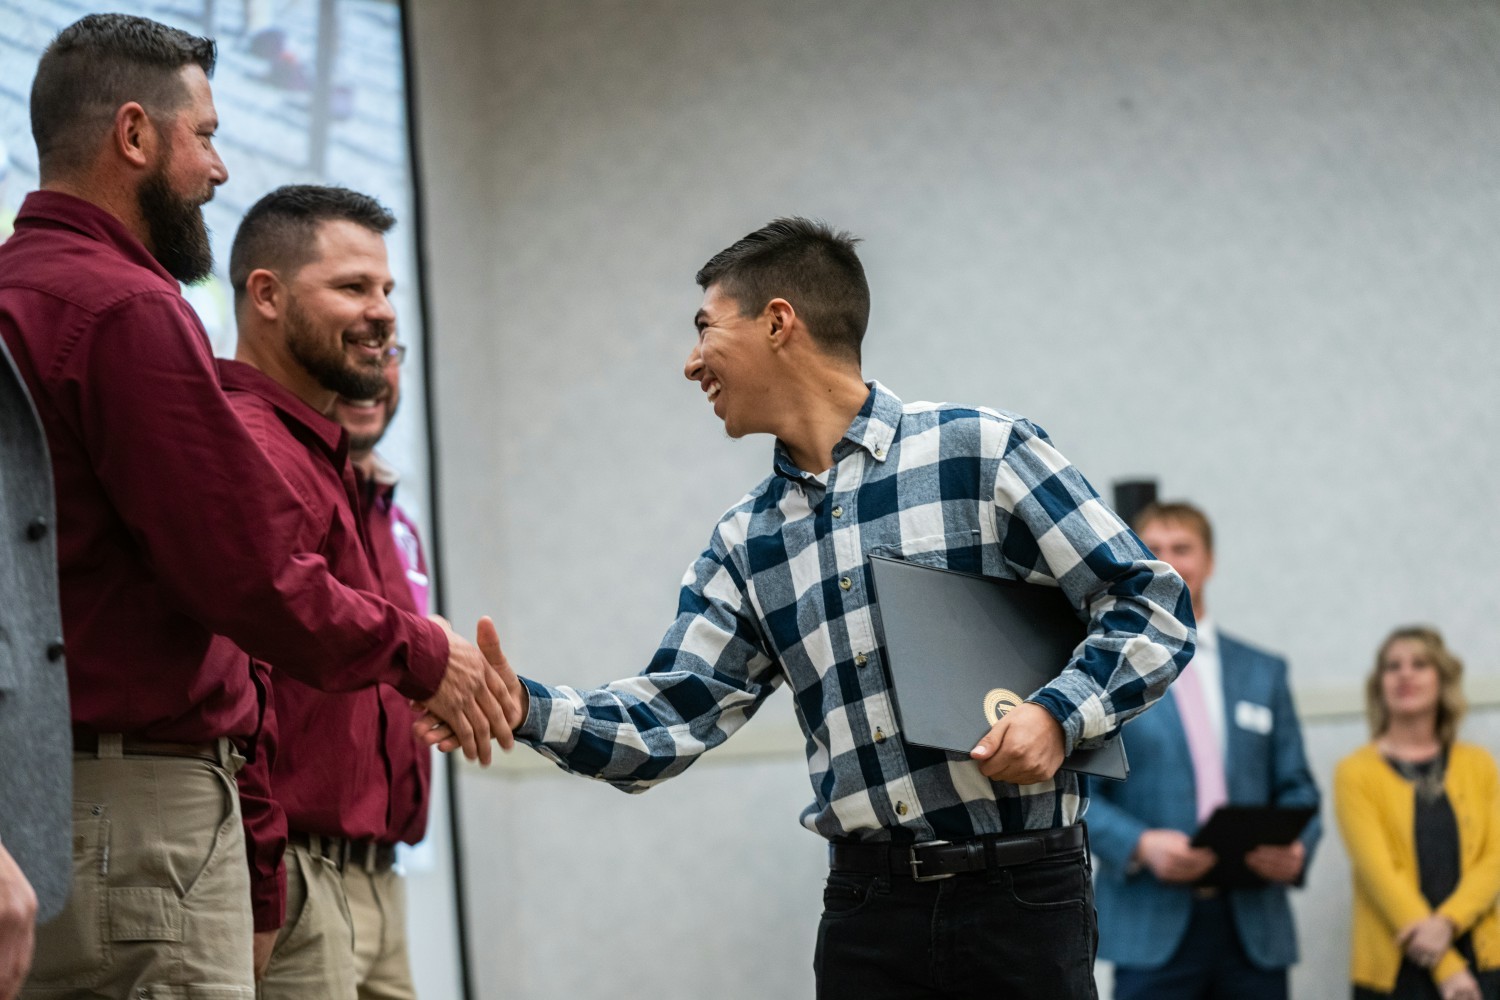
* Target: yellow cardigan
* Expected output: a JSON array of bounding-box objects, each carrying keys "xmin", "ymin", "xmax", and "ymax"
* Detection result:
[{"xmin": 1334, "ymin": 741, "xmax": 1500, "ymax": 991}]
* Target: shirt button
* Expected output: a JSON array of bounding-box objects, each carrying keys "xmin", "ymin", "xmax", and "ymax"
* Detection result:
[
  {"xmin": 832, "ymin": 505, "xmax": 844, "ymax": 518},
  {"xmin": 46, "ymin": 639, "xmax": 65, "ymax": 662},
  {"xmin": 839, "ymin": 576, "xmax": 852, "ymax": 591},
  {"xmin": 855, "ymin": 652, "xmax": 868, "ymax": 667},
  {"xmin": 874, "ymin": 727, "xmax": 887, "ymax": 743},
  {"xmin": 875, "ymin": 447, "xmax": 886, "ymax": 459},
  {"xmin": 26, "ymin": 516, "xmax": 48, "ymax": 541},
  {"xmin": 895, "ymin": 801, "xmax": 909, "ymax": 816}
]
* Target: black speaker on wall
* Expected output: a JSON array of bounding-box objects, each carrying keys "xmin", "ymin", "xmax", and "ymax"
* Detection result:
[{"xmin": 1112, "ymin": 479, "xmax": 1159, "ymax": 530}]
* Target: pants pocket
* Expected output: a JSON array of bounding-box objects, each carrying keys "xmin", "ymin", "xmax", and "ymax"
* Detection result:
[
  {"xmin": 177, "ymin": 762, "xmax": 241, "ymax": 901},
  {"xmin": 821, "ymin": 872, "xmax": 880, "ymax": 919},
  {"xmin": 1002, "ymin": 852, "xmax": 1091, "ymax": 911},
  {"xmin": 27, "ymin": 802, "xmax": 111, "ymax": 984}
]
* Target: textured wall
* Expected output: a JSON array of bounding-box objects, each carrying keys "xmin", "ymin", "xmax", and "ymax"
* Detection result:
[{"xmin": 408, "ymin": 1, "xmax": 1500, "ymax": 996}]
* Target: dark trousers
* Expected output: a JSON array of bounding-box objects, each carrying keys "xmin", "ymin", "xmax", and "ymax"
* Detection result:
[
  {"xmin": 1112, "ymin": 896, "xmax": 1288, "ymax": 1000},
  {"xmin": 814, "ymin": 848, "xmax": 1098, "ymax": 999}
]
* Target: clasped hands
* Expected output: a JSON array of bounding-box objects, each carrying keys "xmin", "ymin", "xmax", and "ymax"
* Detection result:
[
  {"xmin": 414, "ymin": 615, "xmax": 525, "ymax": 765},
  {"xmin": 1398, "ymin": 914, "xmax": 1481, "ymax": 1000}
]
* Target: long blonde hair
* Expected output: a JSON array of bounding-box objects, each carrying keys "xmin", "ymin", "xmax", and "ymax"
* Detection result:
[{"xmin": 1365, "ymin": 625, "xmax": 1467, "ymax": 746}]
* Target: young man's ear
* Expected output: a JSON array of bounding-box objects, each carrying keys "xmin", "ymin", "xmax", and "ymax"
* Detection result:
[{"xmin": 766, "ymin": 298, "xmax": 797, "ymax": 346}]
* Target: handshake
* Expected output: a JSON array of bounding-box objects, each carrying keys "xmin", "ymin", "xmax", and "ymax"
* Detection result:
[{"xmin": 416, "ymin": 615, "xmax": 528, "ymax": 765}]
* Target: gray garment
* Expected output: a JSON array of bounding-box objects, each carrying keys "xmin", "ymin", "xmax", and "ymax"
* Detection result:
[{"xmin": 0, "ymin": 335, "xmax": 71, "ymax": 920}]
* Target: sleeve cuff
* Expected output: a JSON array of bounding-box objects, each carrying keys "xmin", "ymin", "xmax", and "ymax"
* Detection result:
[
  {"xmin": 250, "ymin": 864, "xmax": 287, "ymax": 933},
  {"xmin": 394, "ymin": 616, "xmax": 449, "ymax": 702},
  {"xmin": 516, "ymin": 677, "xmax": 554, "ymax": 742}
]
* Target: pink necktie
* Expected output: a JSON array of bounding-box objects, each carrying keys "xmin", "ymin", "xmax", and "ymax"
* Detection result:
[{"xmin": 1172, "ymin": 660, "xmax": 1228, "ymax": 824}]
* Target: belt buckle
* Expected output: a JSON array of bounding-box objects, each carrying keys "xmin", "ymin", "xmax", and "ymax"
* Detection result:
[{"xmin": 909, "ymin": 840, "xmax": 955, "ymax": 882}]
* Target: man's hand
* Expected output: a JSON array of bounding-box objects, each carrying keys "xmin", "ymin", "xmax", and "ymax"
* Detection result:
[
  {"xmin": 1399, "ymin": 914, "xmax": 1456, "ymax": 968},
  {"xmin": 1244, "ymin": 840, "xmax": 1306, "ymax": 884},
  {"xmin": 1134, "ymin": 829, "xmax": 1217, "ymax": 884},
  {"xmin": 969, "ymin": 702, "xmax": 1065, "ymax": 784},
  {"xmin": 421, "ymin": 615, "xmax": 513, "ymax": 765},
  {"xmin": 253, "ymin": 929, "xmax": 278, "ymax": 981},
  {"xmin": 0, "ymin": 842, "xmax": 37, "ymax": 1000},
  {"xmin": 1439, "ymin": 967, "xmax": 1481, "ymax": 1000},
  {"xmin": 416, "ymin": 617, "xmax": 527, "ymax": 755}
]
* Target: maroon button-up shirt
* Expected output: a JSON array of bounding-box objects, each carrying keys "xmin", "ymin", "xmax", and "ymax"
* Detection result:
[
  {"xmin": 218, "ymin": 360, "xmax": 419, "ymax": 925},
  {"xmin": 359, "ymin": 468, "xmax": 433, "ymax": 847}
]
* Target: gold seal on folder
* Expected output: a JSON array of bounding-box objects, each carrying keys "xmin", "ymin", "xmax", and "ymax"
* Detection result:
[{"xmin": 983, "ymin": 688, "xmax": 1022, "ymax": 726}]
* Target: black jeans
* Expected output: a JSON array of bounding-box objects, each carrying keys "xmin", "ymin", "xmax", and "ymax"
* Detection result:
[{"xmin": 814, "ymin": 847, "xmax": 1098, "ymax": 999}]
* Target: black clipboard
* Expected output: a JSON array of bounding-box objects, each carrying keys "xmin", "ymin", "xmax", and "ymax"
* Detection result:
[
  {"xmin": 1190, "ymin": 805, "xmax": 1317, "ymax": 888},
  {"xmin": 867, "ymin": 554, "xmax": 1128, "ymax": 780}
]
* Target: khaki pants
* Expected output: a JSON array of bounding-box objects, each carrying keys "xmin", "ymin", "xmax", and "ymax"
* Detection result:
[
  {"xmin": 256, "ymin": 842, "xmax": 357, "ymax": 1000},
  {"xmin": 344, "ymin": 864, "xmax": 418, "ymax": 1000},
  {"xmin": 23, "ymin": 738, "xmax": 254, "ymax": 999}
]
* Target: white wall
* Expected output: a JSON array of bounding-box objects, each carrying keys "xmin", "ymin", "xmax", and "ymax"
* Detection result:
[{"xmin": 409, "ymin": 2, "xmax": 1500, "ymax": 996}]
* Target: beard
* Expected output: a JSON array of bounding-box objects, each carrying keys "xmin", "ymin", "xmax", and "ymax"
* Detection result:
[
  {"xmin": 137, "ymin": 165, "xmax": 214, "ymax": 283},
  {"xmin": 345, "ymin": 391, "xmax": 399, "ymax": 454},
  {"xmin": 284, "ymin": 294, "xmax": 390, "ymax": 400}
]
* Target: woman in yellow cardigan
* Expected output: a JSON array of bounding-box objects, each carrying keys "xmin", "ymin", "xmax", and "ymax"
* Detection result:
[{"xmin": 1335, "ymin": 626, "xmax": 1500, "ymax": 1000}]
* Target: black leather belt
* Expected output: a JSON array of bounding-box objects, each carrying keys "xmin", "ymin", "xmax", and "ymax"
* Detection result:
[
  {"xmin": 830, "ymin": 824, "xmax": 1086, "ymax": 882},
  {"xmin": 72, "ymin": 730, "xmax": 221, "ymax": 764},
  {"xmin": 354, "ymin": 841, "xmax": 399, "ymax": 874},
  {"xmin": 289, "ymin": 832, "xmax": 398, "ymax": 874}
]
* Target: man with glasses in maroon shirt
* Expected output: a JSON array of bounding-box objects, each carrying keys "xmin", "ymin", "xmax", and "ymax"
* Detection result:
[
  {"xmin": 334, "ymin": 343, "xmax": 430, "ymax": 1000},
  {"xmin": 0, "ymin": 16, "xmax": 515, "ymax": 998}
]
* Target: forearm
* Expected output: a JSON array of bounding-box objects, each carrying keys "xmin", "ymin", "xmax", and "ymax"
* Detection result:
[{"xmin": 518, "ymin": 671, "xmax": 769, "ymax": 791}]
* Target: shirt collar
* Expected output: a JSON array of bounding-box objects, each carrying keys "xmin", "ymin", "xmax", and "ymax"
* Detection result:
[
  {"xmin": 771, "ymin": 380, "xmax": 903, "ymax": 483},
  {"xmin": 15, "ymin": 191, "xmax": 178, "ymax": 288},
  {"xmin": 216, "ymin": 358, "xmax": 349, "ymax": 463},
  {"xmin": 355, "ymin": 452, "xmax": 401, "ymax": 511},
  {"xmin": 1194, "ymin": 616, "xmax": 1218, "ymax": 653}
]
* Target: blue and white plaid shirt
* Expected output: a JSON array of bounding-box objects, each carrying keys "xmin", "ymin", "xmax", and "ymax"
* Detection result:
[{"xmin": 517, "ymin": 382, "xmax": 1195, "ymax": 843}]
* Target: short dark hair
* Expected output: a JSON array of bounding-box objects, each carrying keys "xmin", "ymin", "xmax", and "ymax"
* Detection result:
[
  {"xmin": 31, "ymin": 14, "xmax": 217, "ymax": 178},
  {"xmin": 230, "ymin": 185, "xmax": 396, "ymax": 302},
  {"xmin": 1134, "ymin": 500, "xmax": 1214, "ymax": 555},
  {"xmin": 696, "ymin": 217, "xmax": 870, "ymax": 363}
]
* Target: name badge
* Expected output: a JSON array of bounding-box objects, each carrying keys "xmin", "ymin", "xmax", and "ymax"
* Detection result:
[{"xmin": 1234, "ymin": 700, "xmax": 1273, "ymax": 735}]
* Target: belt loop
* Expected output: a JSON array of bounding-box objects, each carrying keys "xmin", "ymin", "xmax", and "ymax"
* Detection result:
[
  {"xmin": 96, "ymin": 733, "xmax": 124, "ymax": 759},
  {"xmin": 362, "ymin": 842, "xmax": 377, "ymax": 874},
  {"xmin": 215, "ymin": 737, "xmax": 244, "ymax": 774},
  {"xmin": 306, "ymin": 833, "xmax": 322, "ymax": 859}
]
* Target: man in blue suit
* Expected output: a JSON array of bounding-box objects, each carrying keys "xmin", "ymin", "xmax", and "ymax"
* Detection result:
[{"xmin": 1089, "ymin": 501, "xmax": 1320, "ymax": 1000}]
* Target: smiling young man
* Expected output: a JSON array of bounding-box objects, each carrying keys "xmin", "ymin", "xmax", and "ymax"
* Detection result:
[
  {"xmin": 454, "ymin": 217, "xmax": 1197, "ymax": 997},
  {"xmin": 221, "ymin": 185, "xmax": 472, "ymax": 997},
  {"xmin": 0, "ymin": 17, "xmax": 507, "ymax": 999}
]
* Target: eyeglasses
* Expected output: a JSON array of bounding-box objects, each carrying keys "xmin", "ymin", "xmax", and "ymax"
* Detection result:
[{"xmin": 383, "ymin": 343, "xmax": 408, "ymax": 367}]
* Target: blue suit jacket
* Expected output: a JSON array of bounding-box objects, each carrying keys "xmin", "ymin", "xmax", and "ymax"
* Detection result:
[{"xmin": 1086, "ymin": 631, "xmax": 1321, "ymax": 970}]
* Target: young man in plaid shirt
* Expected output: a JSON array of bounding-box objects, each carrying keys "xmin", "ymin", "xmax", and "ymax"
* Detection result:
[{"xmin": 453, "ymin": 218, "xmax": 1196, "ymax": 997}]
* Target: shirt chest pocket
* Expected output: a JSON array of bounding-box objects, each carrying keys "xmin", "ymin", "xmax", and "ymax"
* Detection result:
[{"xmin": 871, "ymin": 529, "xmax": 990, "ymax": 577}]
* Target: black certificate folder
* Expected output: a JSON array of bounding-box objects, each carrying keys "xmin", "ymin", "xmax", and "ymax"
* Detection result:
[
  {"xmin": 867, "ymin": 554, "xmax": 1129, "ymax": 781},
  {"xmin": 1190, "ymin": 805, "xmax": 1317, "ymax": 889}
]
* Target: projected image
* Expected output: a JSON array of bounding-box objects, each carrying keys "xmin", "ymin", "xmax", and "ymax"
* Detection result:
[
  {"xmin": 2, "ymin": 1, "xmax": 418, "ymax": 356},
  {"xmin": 1, "ymin": 0, "xmax": 432, "ymax": 554}
]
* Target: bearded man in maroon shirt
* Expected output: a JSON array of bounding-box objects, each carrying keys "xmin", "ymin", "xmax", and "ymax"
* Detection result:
[
  {"xmin": 223, "ymin": 184, "xmax": 437, "ymax": 996},
  {"xmin": 0, "ymin": 16, "xmax": 516, "ymax": 998}
]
